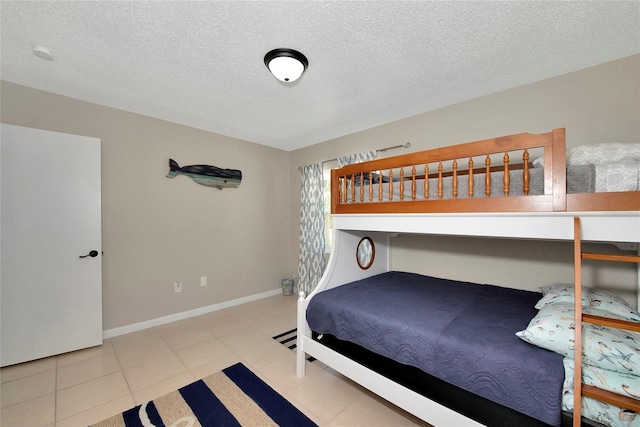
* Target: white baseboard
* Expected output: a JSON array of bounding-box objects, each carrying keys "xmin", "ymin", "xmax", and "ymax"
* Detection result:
[{"xmin": 103, "ymin": 288, "xmax": 283, "ymax": 339}]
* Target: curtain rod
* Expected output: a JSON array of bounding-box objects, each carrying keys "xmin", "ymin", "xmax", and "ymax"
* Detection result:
[{"xmin": 321, "ymin": 142, "xmax": 411, "ymax": 165}]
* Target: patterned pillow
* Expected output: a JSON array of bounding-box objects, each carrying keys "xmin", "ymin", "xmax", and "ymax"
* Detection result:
[
  {"xmin": 567, "ymin": 143, "xmax": 640, "ymax": 166},
  {"xmin": 534, "ymin": 143, "xmax": 640, "ymax": 168},
  {"xmin": 536, "ymin": 284, "xmax": 640, "ymax": 322},
  {"xmin": 594, "ymin": 161, "xmax": 639, "ymax": 192},
  {"xmin": 516, "ymin": 302, "xmax": 640, "ymax": 375}
]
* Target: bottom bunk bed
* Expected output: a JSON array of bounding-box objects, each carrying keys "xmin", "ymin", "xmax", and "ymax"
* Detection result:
[
  {"xmin": 307, "ymin": 271, "xmax": 566, "ymax": 426},
  {"xmin": 296, "ymin": 220, "xmax": 640, "ymax": 427}
]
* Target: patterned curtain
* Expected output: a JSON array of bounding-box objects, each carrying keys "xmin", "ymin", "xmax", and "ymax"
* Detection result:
[
  {"xmin": 337, "ymin": 150, "xmax": 376, "ymax": 168},
  {"xmin": 297, "ymin": 163, "xmax": 325, "ymax": 295}
]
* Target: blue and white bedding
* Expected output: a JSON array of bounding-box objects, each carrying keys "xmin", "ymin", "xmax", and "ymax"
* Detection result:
[
  {"xmin": 517, "ymin": 284, "xmax": 640, "ymax": 427},
  {"xmin": 562, "ymin": 358, "xmax": 640, "ymax": 427},
  {"xmin": 567, "ymin": 143, "xmax": 640, "ymax": 192},
  {"xmin": 306, "ymin": 271, "xmax": 565, "ymax": 426}
]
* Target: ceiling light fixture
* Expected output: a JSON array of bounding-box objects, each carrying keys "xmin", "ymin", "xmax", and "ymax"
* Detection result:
[{"xmin": 264, "ymin": 48, "xmax": 308, "ymax": 83}]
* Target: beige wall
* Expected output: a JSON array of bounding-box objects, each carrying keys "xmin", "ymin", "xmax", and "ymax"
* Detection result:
[
  {"xmin": 290, "ymin": 54, "xmax": 640, "ymax": 303},
  {"xmin": 1, "ymin": 81, "xmax": 292, "ymax": 330},
  {"xmin": 2, "ymin": 54, "xmax": 638, "ymax": 330}
]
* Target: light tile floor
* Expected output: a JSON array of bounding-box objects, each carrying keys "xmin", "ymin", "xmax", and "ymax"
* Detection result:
[{"xmin": 0, "ymin": 294, "xmax": 430, "ymax": 427}]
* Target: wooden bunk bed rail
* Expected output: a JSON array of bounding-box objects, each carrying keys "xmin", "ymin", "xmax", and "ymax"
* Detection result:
[
  {"xmin": 582, "ymin": 313, "xmax": 640, "ymax": 333},
  {"xmin": 582, "ymin": 384, "xmax": 640, "ymax": 413},
  {"xmin": 567, "ymin": 192, "xmax": 640, "ymax": 212},
  {"xmin": 332, "ymin": 128, "xmax": 640, "ymax": 214},
  {"xmin": 331, "ymin": 128, "xmax": 567, "ymax": 214}
]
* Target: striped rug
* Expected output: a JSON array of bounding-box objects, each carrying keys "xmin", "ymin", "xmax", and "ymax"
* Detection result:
[
  {"xmin": 92, "ymin": 362, "xmax": 316, "ymax": 427},
  {"xmin": 272, "ymin": 329, "xmax": 315, "ymax": 362}
]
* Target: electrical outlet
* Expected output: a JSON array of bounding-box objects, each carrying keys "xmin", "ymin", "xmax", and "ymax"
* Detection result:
[
  {"xmin": 174, "ymin": 281, "xmax": 182, "ymax": 293},
  {"xmin": 200, "ymin": 276, "xmax": 207, "ymax": 287}
]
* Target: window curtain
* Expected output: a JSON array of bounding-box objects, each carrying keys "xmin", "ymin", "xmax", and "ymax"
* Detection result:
[
  {"xmin": 297, "ymin": 151, "xmax": 376, "ymax": 295},
  {"xmin": 337, "ymin": 151, "xmax": 376, "ymax": 168},
  {"xmin": 297, "ymin": 163, "xmax": 325, "ymax": 295}
]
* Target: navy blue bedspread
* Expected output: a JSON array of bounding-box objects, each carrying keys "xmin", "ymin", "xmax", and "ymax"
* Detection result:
[{"xmin": 306, "ymin": 271, "xmax": 565, "ymax": 426}]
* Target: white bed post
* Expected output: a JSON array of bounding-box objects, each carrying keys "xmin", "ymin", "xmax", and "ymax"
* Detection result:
[{"xmin": 296, "ymin": 290, "xmax": 308, "ymax": 378}]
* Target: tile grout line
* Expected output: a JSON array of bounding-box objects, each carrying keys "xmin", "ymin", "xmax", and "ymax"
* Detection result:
[
  {"xmin": 54, "ymin": 344, "xmax": 129, "ymax": 425},
  {"xmin": 109, "ymin": 339, "xmax": 136, "ymax": 412},
  {"xmin": 8, "ymin": 296, "xmax": 406, "ymax": 427}
]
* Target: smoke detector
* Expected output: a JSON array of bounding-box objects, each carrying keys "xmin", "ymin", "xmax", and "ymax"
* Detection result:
[{"xmin": 33, "ymin": 45, "xmax": 53, "ymax": 61}]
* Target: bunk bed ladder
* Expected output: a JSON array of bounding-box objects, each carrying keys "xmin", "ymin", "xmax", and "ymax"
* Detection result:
[{"xmin": 573, "ymin": 217, "xmax": 640, "ymax": 427}]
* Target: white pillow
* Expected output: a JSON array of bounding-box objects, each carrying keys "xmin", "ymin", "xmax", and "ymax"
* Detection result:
[{"xmin": 532, "ymin": 156, "xmax": 544, "ymax": 168}]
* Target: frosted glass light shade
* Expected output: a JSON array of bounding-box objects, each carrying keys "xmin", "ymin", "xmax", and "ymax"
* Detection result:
[{"xmin": 264, "ymin": 48, "xmax": 308, "ymax": 83}]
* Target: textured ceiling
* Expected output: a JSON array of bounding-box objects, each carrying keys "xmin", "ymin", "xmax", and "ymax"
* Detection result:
[{"xmin": 1, "ymin": 1, "xmax": 639, "ymax": 151}]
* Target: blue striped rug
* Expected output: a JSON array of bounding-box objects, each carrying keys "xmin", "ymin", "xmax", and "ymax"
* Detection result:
[
  {"xmin": 92, "ymin": 362, "xmax": 316, "ymax": 427},
  {"xmin": 272, "ymin": 329, "xmax": 315, "ymax": 362}
]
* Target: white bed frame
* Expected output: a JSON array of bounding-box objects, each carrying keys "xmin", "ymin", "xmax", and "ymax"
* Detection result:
[{"xmin": 296, "ymin": 212, "xmax": 640, "ymax": 427}]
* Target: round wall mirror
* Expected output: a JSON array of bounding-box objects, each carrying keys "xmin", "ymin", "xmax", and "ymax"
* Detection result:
[{"xmin": 356, "ymin": 237, "xmax": 375, "ymax": 270}]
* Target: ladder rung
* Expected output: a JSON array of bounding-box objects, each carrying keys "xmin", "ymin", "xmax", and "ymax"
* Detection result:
[
  {"xmin": 582, "ymin": 252, "xmax": 640, "ymax": 263},
  {"xmin": 582, "ymin": 384, "xmax": 640, "ymax": 412},
  {"xmin": 582, "ymin": 313, "xmax": 640, "ymax": 332}
]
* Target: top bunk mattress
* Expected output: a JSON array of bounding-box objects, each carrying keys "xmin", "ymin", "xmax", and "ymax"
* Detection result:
[{"xmin": 306, "ymin": 271, "xmax": 565, "ymax": 426}]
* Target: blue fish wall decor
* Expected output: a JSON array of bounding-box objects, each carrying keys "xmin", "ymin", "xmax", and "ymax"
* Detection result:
[{"xmin": 167, "ymin": 159, "xmax": 242, "ymax": 190}]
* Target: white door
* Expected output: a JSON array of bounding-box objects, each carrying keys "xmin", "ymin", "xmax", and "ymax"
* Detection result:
[{"xmin": 1, "ymin": 124, "xmax": 102, "ymax": 367}]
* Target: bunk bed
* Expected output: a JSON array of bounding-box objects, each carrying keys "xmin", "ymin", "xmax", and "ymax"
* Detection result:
[{"xmin": 295, "ymin": 128, "xmax": 640, "ymax": 427}]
